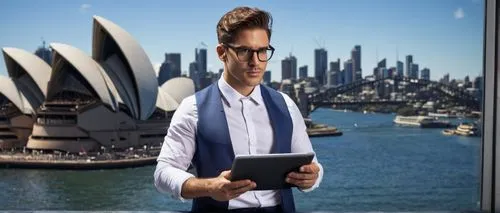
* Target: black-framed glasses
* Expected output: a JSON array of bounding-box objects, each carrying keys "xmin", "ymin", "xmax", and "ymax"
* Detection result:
[{"xmin": 223, "ymin": 43, "xmax": 275, "ymax": 62}]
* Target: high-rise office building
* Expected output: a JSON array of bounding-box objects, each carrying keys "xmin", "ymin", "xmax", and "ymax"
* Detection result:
[
  {"xmin": 377, "ymin": 58, "xmax": 386, "ymax": 68},
  {"xmin": 314, "ymin": 48, "xmax": 328, "ymax": 85},
  {"xmin": 338, "ymin": 69, "xmax": 345, "ymax": 86},
  {"xmin": 194, "ymin": 48, "xmax": 207, "ymax": 90},
  {"xmin": 396, "ymin": 61, "xmax": 404, "ymax": 77},
  {"xmin": 388, "ymin": 67, "xmax": 396, "ymax": 79},
  {"xmin": 329, "ymin": 59, "xmax": 340, "ymax": 87},
  {"xmin": 374, "ymin": 58, "xmax": 386, "ymax": 80},
  {"xmin": 344, "ymin": 59, "xmax": 353, "ymax": 85},
  {"xmin": 189, "ymin": 61, "xmax": 198, "ymax": 89},
  {"xmin": 474, "ymin": 76, "xmax": 483, "ymax": 90},
  {"xmin": 351, "ymin": 45, "xmax": 362, "ymax": 81},
  {"xmin": 281, "ymin": 55, "xmax": 297, "ymax": 80},
  {"xmin": 157, "ymin": 53, "xmax": 181, "ymax": 86},
  {"xmin": 441, "ymin": 73, "xmax": 450, "ymax": 84},
  {"xmin": 281, "ymin": 58, "xmax": 292, "ymax": 81},
  {"xmin": 166, "ymin": 53, "xmax": 181, "ymax": 78},
  {"xmin": 299, "ymin": 65, "xmax": 308, "ymax": 80},
  {"xmin": 34, "ymin": 41, "xmax": 52, "ymax": 65},
  {"xmin": 421, "ymin": 68, "xmax": 430, "ymax": 80},
  {"xmin": 195, "ymin": 48, "xmax": 207, "ymax": 75},
  {"xmin": 463, "ymin": 75, "xmax": 473, "ymax": 88},
  {"xmin": 289, "ymin": 55, "xmax": 297, "ymax": 80},
  {"xmin": 411, "ymin": 63, "xmax": 419, "ymax": 79},
  {"xmin": 263, "ymin": 70, "xmax": 271, "ymax": 84},
  {"xmin": 405, "ymin": 55, "xmax": 413, "ymax": 77}
]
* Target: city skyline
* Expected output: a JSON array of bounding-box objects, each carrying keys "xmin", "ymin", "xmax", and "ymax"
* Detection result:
[{"xmin": 0, "ymin": 0, "xmax": 484, "ymax": 82}]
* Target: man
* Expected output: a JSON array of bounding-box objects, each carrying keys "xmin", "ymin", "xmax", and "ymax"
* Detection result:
[{"xmin": 154, "ymin": 6, "xmax": 323, "ymax": 213}]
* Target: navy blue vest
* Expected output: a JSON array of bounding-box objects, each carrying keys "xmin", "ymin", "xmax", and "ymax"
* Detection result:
[{"xmin": 192, "ymin": 82, "xmax": 296, "ymax": 212}]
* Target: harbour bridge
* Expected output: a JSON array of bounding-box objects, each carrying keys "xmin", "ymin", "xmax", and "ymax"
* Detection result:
[{"xmin": 308, "ymin": 76, "xmax": 481, "ymax": 111}]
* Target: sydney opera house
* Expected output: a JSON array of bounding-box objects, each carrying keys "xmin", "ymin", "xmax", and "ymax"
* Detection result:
[{"xmin": 0, "ymin": 16, "xmax": 194, "ymax": 153}]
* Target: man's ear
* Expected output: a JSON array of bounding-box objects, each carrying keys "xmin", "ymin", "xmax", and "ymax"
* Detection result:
[{"xmin": 216, "ymin": 44, "xmax": 226, "ymax": 61}]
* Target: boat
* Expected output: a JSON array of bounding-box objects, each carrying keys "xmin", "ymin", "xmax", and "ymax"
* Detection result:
[
  {"xmin": 307, "ymin": 127, "xmax": 343, "ymax": 137},
  {"xmin": 442, "ymin": 129, "xmax": 455, "ymax": 136},
  {"xmin": 428, "ymin": 112, "xmax": 457, "ymax": 118},
  {"xmin": 393, "ymin": 115, "xmax": 452, "ymax": 128},
  {"xmin": 304, "ymin": 118, "xmax": 343, "ymax": 137},
  {"xmin": 454, "ymin": 123, "xmax": 479, "ymax": 136}
]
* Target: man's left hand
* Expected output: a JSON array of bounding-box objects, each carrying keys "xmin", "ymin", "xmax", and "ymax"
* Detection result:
[{"xmin": 285, "ymin": 162, "xmax": 320, "ymax": 190}]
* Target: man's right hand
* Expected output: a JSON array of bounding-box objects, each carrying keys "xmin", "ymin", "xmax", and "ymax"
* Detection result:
[{"xmin": 208, "ymin": 170, "xmax": 256, "ymax": 201}]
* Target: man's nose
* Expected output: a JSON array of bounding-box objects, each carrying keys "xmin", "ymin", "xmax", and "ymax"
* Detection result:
[{"xmin": 248, "ymin": 52, "xmax": 259, "ymax": 66}]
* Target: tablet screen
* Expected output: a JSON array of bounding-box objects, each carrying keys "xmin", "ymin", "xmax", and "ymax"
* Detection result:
[{"xmin": 230, "ymin": 152, "xmax": 315, "ymax": 190}]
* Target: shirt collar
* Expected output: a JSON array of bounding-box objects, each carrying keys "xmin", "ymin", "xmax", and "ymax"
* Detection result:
[{"xmin": 218, "ymin": 74, "xmax": 263, "ymax": 107}]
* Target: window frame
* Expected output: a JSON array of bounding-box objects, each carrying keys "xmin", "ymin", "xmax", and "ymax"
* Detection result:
[{"xmin": 480, "ymin": 0, "xmax": 498, "ymax": 211}]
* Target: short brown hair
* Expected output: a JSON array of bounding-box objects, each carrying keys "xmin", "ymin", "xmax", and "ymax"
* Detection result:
[{"xmin": 217, "ymin": 7, "xmax": 273, "ymax": 44}]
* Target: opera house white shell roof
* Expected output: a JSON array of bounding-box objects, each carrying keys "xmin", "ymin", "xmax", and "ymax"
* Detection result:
[
  {"xmin": 92, "ymin": 15, "xmax": 158, "ymax": 120},
  {"xmin": 0, "ymin": 76, "xmax": 33, "ymax": 114}
]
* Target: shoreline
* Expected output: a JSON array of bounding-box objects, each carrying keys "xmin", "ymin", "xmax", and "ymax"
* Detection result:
[
  {"xmin": 0, "ymin": 155, "xmax": 157, "ymax": 170},
  {"xmin": 0, "ymin": 123, "xmax": 343, "ymax": 170}
]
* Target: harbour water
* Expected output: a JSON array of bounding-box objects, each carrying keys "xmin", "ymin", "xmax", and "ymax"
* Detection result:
[{"xmin": 0, "ymin": 108, "xmax": 480, "ymax": 211}]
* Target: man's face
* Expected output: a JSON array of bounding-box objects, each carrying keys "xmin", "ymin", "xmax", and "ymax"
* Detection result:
[{"xmin": 220, "ymin": 28, "xmax": 270, "ymax": 89}]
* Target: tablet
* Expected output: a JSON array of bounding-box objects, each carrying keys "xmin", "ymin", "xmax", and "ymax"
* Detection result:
[{"xmin": 230, "ymin": 152, "xmax": 315, "ymax": 190}]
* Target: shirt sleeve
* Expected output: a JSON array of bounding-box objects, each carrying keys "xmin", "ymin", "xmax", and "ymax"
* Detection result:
[
  {"xmin": 280, "ymin": 92, "xmax": 324, "ymax": 192},
  {"xmin": 154, "ymin": 95, "xmax": 198, "ymax": 201}
]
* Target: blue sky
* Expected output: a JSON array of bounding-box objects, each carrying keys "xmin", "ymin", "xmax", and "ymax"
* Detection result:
[{"xmin": 0, "ymin": 0, "xmax": 484, "ymax": 82}]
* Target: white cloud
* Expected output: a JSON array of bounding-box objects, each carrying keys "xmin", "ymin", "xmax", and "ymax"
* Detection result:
[
  {"xmin": 454, "ymin": 8, "xmax": 465, "ymax": 19},
  {"xmin": 80, "ymin": 4, "xmax": 91, "ymax": 13}
]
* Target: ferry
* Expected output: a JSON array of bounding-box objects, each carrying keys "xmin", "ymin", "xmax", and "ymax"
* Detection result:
[
  {"xmin": 442, "ymin": 129, "xmax": 455, "ymax": 136},
  {"xmin": 441, "ymin": 123, "xmax": 480, "ymax": 137},
  {"xmin": 454, "ymin": 123, "xmax": 479, "ymax": 136},
  {"xmin": 428, "ymin": 112, "xmax": 457, "ymax": 118},
  {"xmin": 393, "ymin": 115, "xmax": 452, "ymax": 128},
  {"xmin": 304, "ymin": 118, "xmax": 343, "ymax": 137}
]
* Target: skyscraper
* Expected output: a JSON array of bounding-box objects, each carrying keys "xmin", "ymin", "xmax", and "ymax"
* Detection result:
[
  {"xmin": 474, "ymin": 76, "xmax": 483, "ymax": 90},
  {"xmin": 344, "ymin": 59, "xmax": 353, "ymax": 85},
  {"xmin": 290, "ymin": 55, "xmax": 297, "ymax": 80},
  {"xmin": 281, "ymin": 57, "xmax": 292, "ymax": 81},
  {"xmin": 377, "ymin": 58, "xmax": 387, "ymax": 68},
  {"xmin": 374, "ymin": 58, "xmax": 386, "ymax": 80},
  {"xmin": 421, "ymin": 68, "xmax": 430, "ymax": 80},
  {"xmin": 411, "ymin": 63, "xmax": 419, "ymax": 79},
  {"xmin": 189, "ymin": 61, "xmax": 198, "ymax": 88},
  {"xmin": 299, "ymin": 65, "xmax": 308, "ymax": 80},
  {"xmin": 464, "ymin": 75, "xmax": 473, "ymax": 88},
  {"xmin": 388, "ymin": 67, "xmax": 396, "ymax": 79},
  {"xmin": 396, "ymin": 61, "xmax": 404, "ymax": 77},
  {"xmin": 158, "ymin": 63, "xmax": 171, "ymax": 86},
  {"xmin": 351, "ymin": 45, "xmax": 362, "ymax": 81},
  {"xmin": 280, "ymin": 54, "xmax": 297, "ymax": 80},
  {"xmin": 381, "ymin": 68, "xmax": 389, "ymax": 79},
  {"xmin": 329, "ymin": 59, "xmax": 340, "ymax": 87},
  {"xmin": 157, "ymin": 53, "xmax": 181, "ymax": 86},
  {"xmin": 314, "ymin": 48, "xmax": 328, "ymax": 86},
  {"xmin": 263, "ymin": 70, "xmax": 271, "ymax": 84},
  {"xmin": 405, "ymin": 55, "xmax": 413, "ymax": 77},
  {"xmin": 441, "ymin": 73, "xmax": 450, "ymax": 84},
  {"xmin": 195, "ymin": 48, "xmax": 207, "ymax": 89},
  {"xmin": 166, "ymin": 53, "xmax": 181, "ymax": 78},
  {"xmin": 34, "ymin": 41, "xmax": 52, "ymax": 65},
  {"xmin": 196, "ymin": 48, "xmax": 207, "ymax": 75},
  {"xmin": 338, "ymin": 69, "xmax": 345, "ymax": 86}
]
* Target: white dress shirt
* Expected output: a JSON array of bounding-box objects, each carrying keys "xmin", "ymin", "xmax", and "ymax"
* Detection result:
[{"xmin": 154, "ymin": 77, "xmax": 323, "ymax": 210}]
